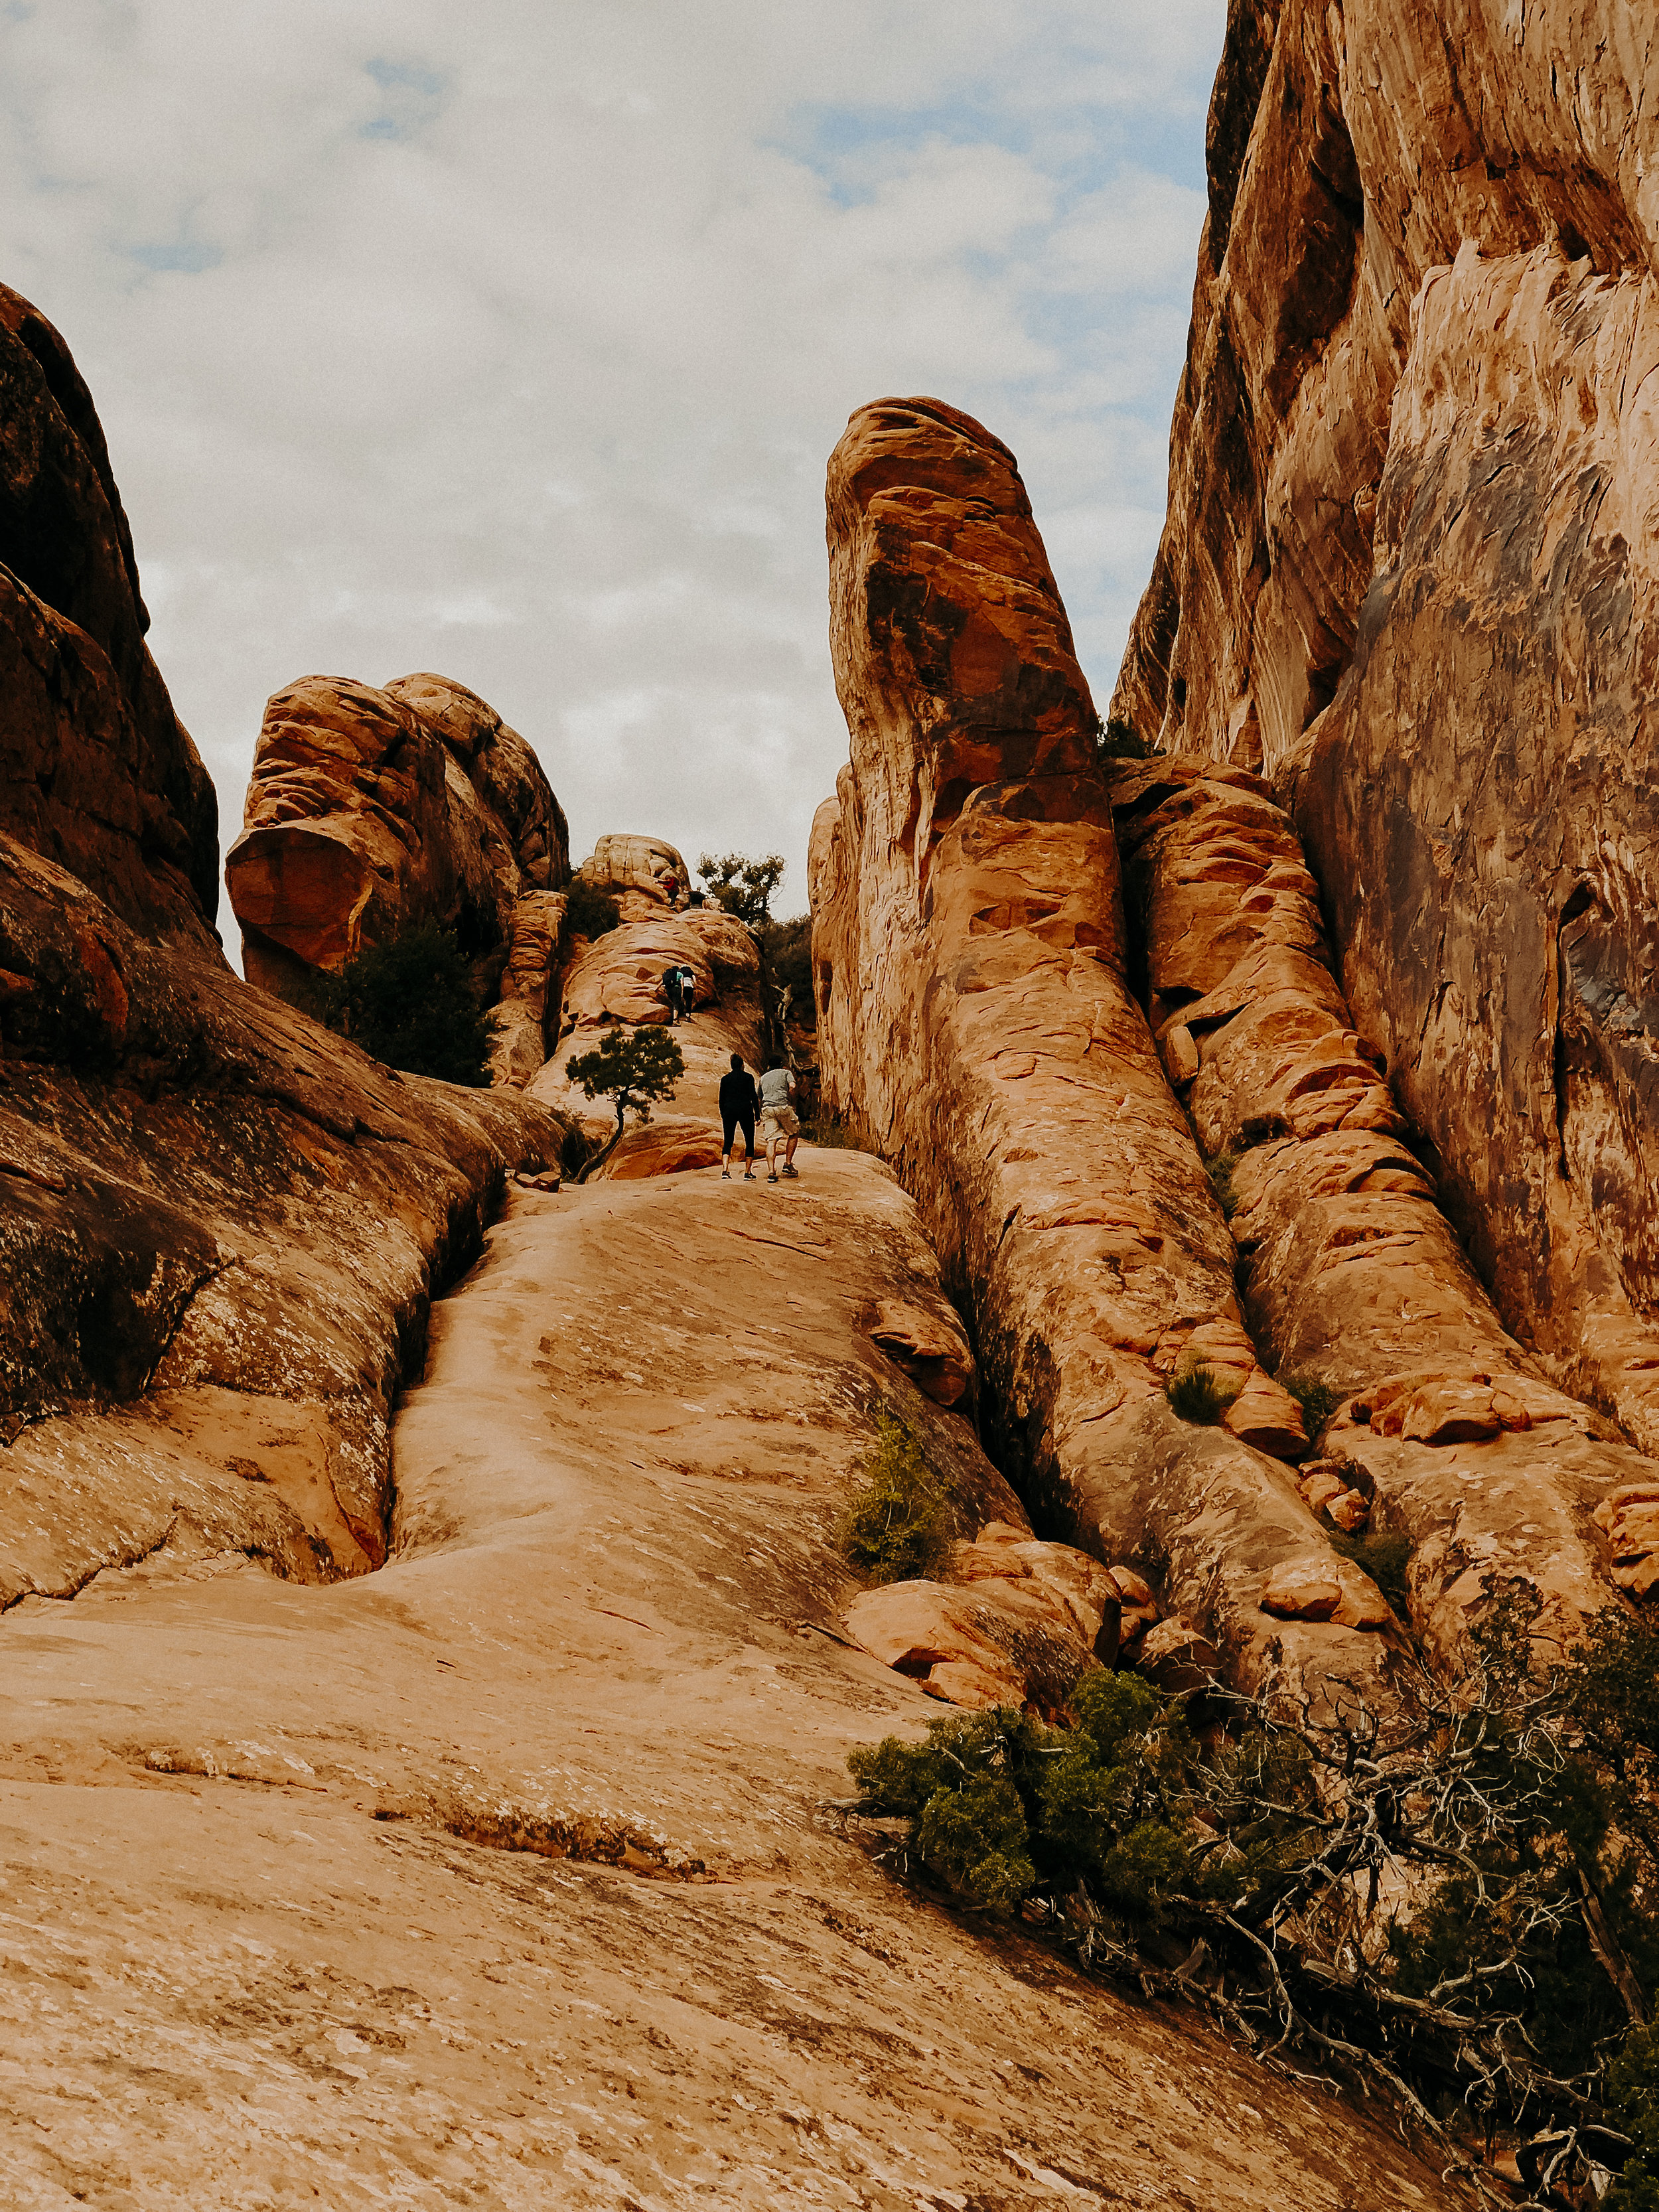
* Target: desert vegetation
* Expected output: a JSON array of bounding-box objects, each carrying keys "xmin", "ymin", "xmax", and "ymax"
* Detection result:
[{"xmin": 306, "ymin": 919, "xmax": 492, "ymax": 1086}]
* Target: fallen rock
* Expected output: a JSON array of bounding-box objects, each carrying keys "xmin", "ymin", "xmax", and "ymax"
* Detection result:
[
  {"xmin": 1262, "ymin": 1557, "xmax": 1392, "ymax": 1633},
  {"xmin": 1137, "ymin": 1617, "xmax": 1222, "ymax": 1695},
  {"xmin": 868, "ymin": 1297, "xmax": 975, "ymax": 1409}
]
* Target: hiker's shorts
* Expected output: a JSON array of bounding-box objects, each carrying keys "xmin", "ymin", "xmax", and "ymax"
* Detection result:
[{"xmin": 760, "ymin": 1106, "xmax": 800, "ymax": 1140}]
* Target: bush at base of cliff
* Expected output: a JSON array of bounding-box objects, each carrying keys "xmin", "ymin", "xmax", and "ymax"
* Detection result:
[
  {"xmin": 838, "ymin": 1416, "xmax": 954, "ymax": 1583},
  {"xmin": 565, "ymin": 878, "xmax": 621, "ymax": 939},
  {"xmin": 307, "ymin": 921, "xmax": 492, "ymax": 1087},
  {"xmin": 849, "ymin": 1609, "xmax": 1659, "ymax": 2174}
]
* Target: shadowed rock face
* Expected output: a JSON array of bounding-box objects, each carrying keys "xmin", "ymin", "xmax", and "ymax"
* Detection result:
[
  {"xmin": 0, "ymin": 286, "xmax": 217, "ymax": 942},
  {"xmin": 1112, "ymin": 0, "xmax": 1659, "ymax": 1457},
  {"xmin": 226, "ymin": 672, "xmax": 570, "ymax": 1063}
]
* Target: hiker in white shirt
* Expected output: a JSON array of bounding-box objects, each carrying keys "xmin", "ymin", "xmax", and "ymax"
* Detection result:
[{"xmin": 756, "ymin": 1060, "xmax": 800, "ymax": 1183}]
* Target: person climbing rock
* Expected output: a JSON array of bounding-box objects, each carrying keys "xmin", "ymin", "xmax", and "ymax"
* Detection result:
[
  {"xmin": 757, "ymin": 1058, "xmax": 800, "ymax": 1182},
  {"xmin": 719, "ymin": 1053, "xmax": 758, "ymax": 1180},
  {"xmin": 661, "ymin": 963, "xmax": 695, "ymax": 1023}
]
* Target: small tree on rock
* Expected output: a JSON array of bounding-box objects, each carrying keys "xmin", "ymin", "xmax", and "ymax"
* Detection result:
[
  {"xmin": 565, "ymin": 1025, "xmax": 685, "ymax": 1182},
  {"xmin": 696, "ymin": 851, "xmax": 784, "ymax": 928},
  {"xmin": 306, "ymin": 919, "xmax": 492, "ymax": 1086}
]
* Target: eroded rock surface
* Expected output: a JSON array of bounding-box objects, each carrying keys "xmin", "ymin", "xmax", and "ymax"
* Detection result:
[
  {"xmin": 0, "ymin": 1156, "xmax": 1462, "ymax": 2207},
  {"xmin": 0, "ymin": 286, "xmax": 217, "ymax": 942},
  {"xmin": 1111, "ymin": 751, "xmax": 1640, "ymax": 1667},
  {"xmin": 810, "ymin": 397, "xmax": 1404, "ymax": 1703},
  {"xmin": 227, "ymin": 670, "xmax": 570, "ymax": 1083},
  {"xmin": 1112, "ymin": 0, "xmax": 1659, "ymax": 1459},
  {"xmin": 578, "ymin": 830, "xmax": 689, "ymax": 919}
]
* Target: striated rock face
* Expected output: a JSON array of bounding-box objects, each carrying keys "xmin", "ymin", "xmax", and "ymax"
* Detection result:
[
  {"xmin": 1113, "ymin": 0, "xmax": 1659, "ymax": 1458},
  {"xmin": 0, "ymin": 286, "xmax": 217, "ymax": 942},
  {"xmin": 226, "ymin": 671, "xmax": 570, "ymax": 1082},
  {"xmin": 812, "ymin": 397, "xmax": 1412, "ymax": 1700}
]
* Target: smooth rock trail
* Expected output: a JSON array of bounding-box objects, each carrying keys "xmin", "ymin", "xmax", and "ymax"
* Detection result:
[{"xmin": 0, "ymin": 1155, "xmax": 1459, "ymax": 2207}]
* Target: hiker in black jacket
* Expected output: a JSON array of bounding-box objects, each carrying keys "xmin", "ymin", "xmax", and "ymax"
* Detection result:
[{"xmin": 718, "ymin": 1054, "xmax": 758, "ymax": 1180}]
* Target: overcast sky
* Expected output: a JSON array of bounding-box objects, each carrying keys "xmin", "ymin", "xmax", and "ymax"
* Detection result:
[{"xmin": 0, "ymin": 1, "xmax": 1222, "ymax": 939}]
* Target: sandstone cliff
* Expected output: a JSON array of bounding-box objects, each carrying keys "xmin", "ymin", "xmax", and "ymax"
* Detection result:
[
  {"xmin": 812, "ymin": 394, "xmax": 1653, "ymax": 1692},
  {"xmin": 1112, "ymin": 0, "xmax": 1659, "ymax": 1460},
  {"xmin": 0, "ymin": 285, "xmax": 217, "ymax": 942},
  {"xmin": 0, "ymin": 285, "xmax": 577, "ymax": 1598},
  {"xmin": 226, "ymin": 670, "xmax": 570, "ymax": 1083}
]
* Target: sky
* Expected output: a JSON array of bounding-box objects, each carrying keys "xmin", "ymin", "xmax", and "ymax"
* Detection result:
[{"xmin": 0, "ymin": 0, "xmax": 1223, "ymax": 940}]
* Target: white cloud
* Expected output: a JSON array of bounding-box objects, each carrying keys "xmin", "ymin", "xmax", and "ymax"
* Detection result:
[{"xmin": 0, "ymin": 0, "xmax": 1222, "ymax": 934}]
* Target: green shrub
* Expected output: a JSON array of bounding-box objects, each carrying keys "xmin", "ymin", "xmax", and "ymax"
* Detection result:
[
  {"xmin": 1165, "ymin": 1364, "xmax": 1236, "ymax": 1424},
  {"xmin": 838, "ymin": 1417, "xmax": 954, "ymax": 1584},
  {"xmin": 762, "ymin": 913, "xmax": 814, "ymax": 1030},
  {"xmin": 1094, "ymin": 715, "xmax": 1152, "ymax": 764},
  {"xmin": 1204, "ymin": 1151, "xmax": 1238, "ymax": 1219},
  {"xmin": 847, "ymin": 1608, "xmax": 1659, "ymax": 2172},
  {"xmin": 565, "ymin": 877, "xmax": 621, "ymax": 939},
  {"xmin": 1329, "ymin": 1530, "xmax": 1411, "ymax": 1615},
  {"xmin": 306, "ymin": 919, "xmax": 492, "ymax": 1086},
  {"xmin": 1281, "ymin": 1373, "xmax": 1342, "ymax": 1437},
  {"xmin": 697, "ymin": 851, "xmax": 784, "ymax": 926}
]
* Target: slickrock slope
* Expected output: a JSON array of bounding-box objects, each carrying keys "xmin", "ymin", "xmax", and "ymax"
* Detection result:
[
  {"xmin": 0, "ymin": 1157, "xmax": 1461, "ymax": 2209},
  {"xmin": 227, "ymin": 670, "xmax": 570, "ymax": 1084},
  {"xmin": 0, "ymin": 285, "xmax": 217, "ymax": 942},
  {"xmin": 1112, "ymin": 0, "xmax": 1659, "ymax": 1454},
  {"xmin": 1110, "ymin": 751, "xmax": 1640, "ymax": 1667},
  {"xmin": 811, "ymin": 397, "xmax": 1419, "ymax": 1702}
]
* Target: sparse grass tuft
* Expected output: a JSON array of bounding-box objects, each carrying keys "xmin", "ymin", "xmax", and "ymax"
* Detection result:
[
  {"xmin": 1165, "ymin": 1364, "xmax": 1236, "ymax": 1425},
  {"xmin": 1204, "ymin": 1151, "xmax": 1238, "ymax": 1219},
  {"xmin": 1280, "ymin": 1373, "xmax": 1343, "ymax": 1439},
  {"xmin": 839, "ymin": 1416, "xmax": 954, "ymax": 1584}
]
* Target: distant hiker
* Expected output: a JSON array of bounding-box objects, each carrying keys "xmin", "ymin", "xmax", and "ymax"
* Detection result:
[
  {"xmin": 660, "ymin": 871, "xmax": 680, "ymax": 905},
  {"xmin": 757, "ymin": 1058, "xmax": 800, "ymax": 1182},
  {"xmin": 661, "ymin": 964, "xmax": 695, "ymax": 1023},
  {"xmin": 719, "ymin": 1052, "xmax": 758, "ymax": 1181}
]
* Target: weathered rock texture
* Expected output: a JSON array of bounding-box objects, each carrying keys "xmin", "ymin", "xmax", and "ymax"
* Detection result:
[
  {"xmin": 0, "ymin": 287, "xmax": 578, "ymax": 1603},
  {"xmin": 1111, "ymin": 750, "xmax": 1639, "ymax": 1667},
  {"xmin": 0, "ymin": 286, "xmax": 217, "ymax": 942},
  {"xmin": 578, "ymin": 830, "xmax": 689, "ymax": 919},
  {"xmin": 811, "ymin": 398, "xmax": 1407, "ymax": 1701},
  {"xmin": 227, "ymin": 671, "xmax": 570, "ymax": 1083},
  {"xmin": 1112, "ymin": 0, "xmax": 1659, "ymax": 1459},
  {"xmin": 0, "ymin": 1157, "xmax": 1460, "ymax": 2207}
]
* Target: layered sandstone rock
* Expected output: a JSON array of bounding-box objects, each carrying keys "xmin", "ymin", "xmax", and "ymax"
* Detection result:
[
  {"xmin": 812, "ymin": 397, "xmax": 1406, "ymax": 1703},
  {"xmin": 843, "ymin": 1521, "xmax": 1120, "ymax": 1716},
  {"xmin": 226, "ymin": 671, "xmax": 569, "ymax": 1082},
  {"xmin": 0, "ymin": 292, "xmax": 579, "ymax": 1599},
  {"xmin": 0, "ymin": 286, "xmax": 217, "ymax": 941},
  {"xmin": 578, "ymin": 831, "xmax": 689, "ymax": 919},
  {"xmin": 0, "ymin": 1153, "xmax": 1459, "ymax": 2207},
  {"xmin": 1112, "ymin": 0, "xmax": 1659, "ymax": 1459},
  {"xmin": 1108, "ymin": 750, "xmax": 1647, "ymax": 1666}
]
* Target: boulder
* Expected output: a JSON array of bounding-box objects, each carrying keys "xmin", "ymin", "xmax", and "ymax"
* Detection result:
[
  {"xmin": 842, "ymin": 1527, "xmax": 1119, "ymax": 1715},
  {"xmin": 867, "ymin": 1298, "xmax": 975, "ymax": 1410},
  {"xmin": 579, "ymin": 833, "xmax": 689, "ymax": 911},
  {"xmin": 226, "ymin": 671, "xmax": 569, "ymax": 1078},
  {"xmin": 1110, "ymin": 0, "xmax": 1659, "ymax": 1461}
]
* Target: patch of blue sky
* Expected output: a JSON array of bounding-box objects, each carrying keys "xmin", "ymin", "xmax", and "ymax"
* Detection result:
[
  {"xmin": 129, "ymin": 234, "xmax": 222, "ymax": 275},
  {"xmin": 360, "ymin": 56, "xmax": 447, "ymax": 143},
  {"xmin": 778, "ymin": 90, "xmax": 1210, "ymax": 204}
]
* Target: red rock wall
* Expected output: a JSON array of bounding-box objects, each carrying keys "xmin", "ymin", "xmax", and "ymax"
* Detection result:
[
  {"xmin": 0, "ymin": 287, "xmax": 217, "ymax": 942},
  {"xmin": 1113, "ymin": 0, "xmax": 1659, "ymax": 1457}
]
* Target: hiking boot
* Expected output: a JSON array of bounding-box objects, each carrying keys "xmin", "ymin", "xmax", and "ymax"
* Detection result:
[
  {"xmin": 721, "ymin": 1168, "xmax": 731, "ymax": 1179},
  {"xmin": 767, "ymin": 1173, "xmax": 779, "ymax": 1183},
  {"xmin": 780, "ymin": 1163, "xmax": 799, "ymax": 1179}
]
